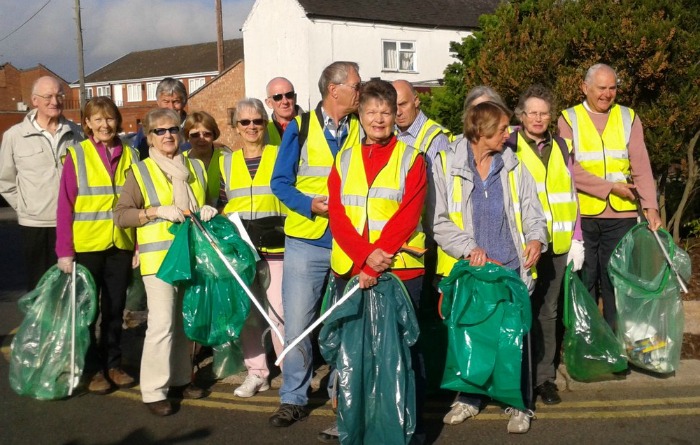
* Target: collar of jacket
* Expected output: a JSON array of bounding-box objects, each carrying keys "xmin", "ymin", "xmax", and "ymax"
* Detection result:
[
  {"xmin": 448, "ymin": 137, "xmax": 519, "ymax": 181},
  {"xmin": 20, "ymin": 109, "xmax": 77, "ymax": 139}
]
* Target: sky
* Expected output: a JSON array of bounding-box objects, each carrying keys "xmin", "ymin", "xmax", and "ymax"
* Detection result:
[{"xmin": 0, "ymin": 0, "xmax": 255, "ymax": 82}]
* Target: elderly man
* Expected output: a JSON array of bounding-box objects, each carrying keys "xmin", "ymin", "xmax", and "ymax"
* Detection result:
[
  {"xmin": 0, "ymin": 76, "xmax": 83, "ymax": 290},
  {"xmin": 558, "ymin": 63, "xmax": 661, "ymax": 329},
  {"xmin": 269, "ymin": 61, "xmax": 362, "ymax": 434},
  {"xmin": 134, "ymin": 77, "xmax": 189, "ymax": 159},
  {"xmin": 265, "ymin": 77, "xmax": 302, "ymax": 145}
]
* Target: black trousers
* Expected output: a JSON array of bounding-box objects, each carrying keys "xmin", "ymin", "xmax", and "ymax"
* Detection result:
[{"xmin": 20, "ymin": 226, "xmax": 57, "ymax": 291}]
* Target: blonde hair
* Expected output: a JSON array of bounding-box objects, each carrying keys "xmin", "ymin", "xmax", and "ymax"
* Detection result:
[{"xmin": 464, "ymin": 101, "xmax": 511, "ymax": 142}]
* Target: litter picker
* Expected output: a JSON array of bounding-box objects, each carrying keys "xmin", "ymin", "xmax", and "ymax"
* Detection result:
[{"xmin": 68, "ymin": 262, "xmax": 78, "ymax": 396}]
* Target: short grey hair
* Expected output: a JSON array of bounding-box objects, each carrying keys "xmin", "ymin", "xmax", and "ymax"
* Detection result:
[
  {"xmin": 513, "ymin": 84, "xmax": 555, "ymax": 121},
  {"xmin": 156, "ymin": 77, "xmax": 188, "ymax": 105},
  {"xmin": 318, "ymin": 61, "xmax": 360, "ymax": 99},
  {"xmin": 143, "ymin": 108, "xmax": 182, "ymax": 146},
  {"xmin": 233, "ymin": 98, "xmax": 269, "ymax": 124},
  {"xmin": 463, "ymin": 85, "xmax": 507, "ymax": 123},
  {"xmin": 584, "ymin": 64, "xmax": 617, "ymax": 84}
]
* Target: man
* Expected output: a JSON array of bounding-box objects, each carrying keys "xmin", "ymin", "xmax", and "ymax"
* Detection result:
[
  {"xmin": 265, "ymin": 77, "xmax": 302, "ymax": 145},
  {"xmin": 558, "ymin": 63, "xmax": 661, "ymax": 329},
  {"xmin": 0, "ymin": 76, "xmax": 83, "ymax": 290},
  {"xmin": 269, "ymin": 62, "xmax": 362, "ymax": 438}
]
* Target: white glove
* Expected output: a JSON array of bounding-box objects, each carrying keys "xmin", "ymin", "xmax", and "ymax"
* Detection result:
[
  {"xmin": 567, "ymin": 240, "xmax": 585, "ymax": 272},
  {"xmin": 57, "ymin": 256, "xmax": 74, "ymax": 274},
  {"xmin": 199, "ymin": 205, "xmax": 218, "ymax": 222},
  {"xmin": 156, "ymin": 205, "xmax": 185, "ymax": 223}
]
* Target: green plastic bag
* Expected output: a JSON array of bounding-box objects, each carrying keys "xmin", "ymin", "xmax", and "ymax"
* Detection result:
[
  {"xmin": 9, "ymin": 265, "xmax": 97, "ymax": 400},
  {"xmin": 212, "ymin": 340, "xmax": 246, "ymax": 379},
  {"xmin": 608, "ymin": 223, "xmax": 690, "ymax": 373},
  {"xmin": 439, "ymin": 260, "xmax": 531, "ymax": 410},
  {"xmin": 157, "ymin": 214, "xmax": 256, "ymax": 346},
  {"xmin": 563, "ymin": 264, "xmax": 627, "ymax": 381}
]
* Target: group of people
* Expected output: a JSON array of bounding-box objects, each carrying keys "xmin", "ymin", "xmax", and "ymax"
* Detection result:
[{"xmin": 0, "ymin": 59, "xmax": 661, "ymax": 443}]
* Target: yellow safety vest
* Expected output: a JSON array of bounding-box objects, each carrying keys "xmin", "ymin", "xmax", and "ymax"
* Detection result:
[
  {"xmin": 562, "ymin": 104, "xmax": 636, "ymax": 215},
  {"xmin": 266, "ymin": 121, "xmax": 282, "ymax": 146},
  {"xmin": 69, "ymin": 139, "xmax": 138, "ymax": 252},
  {"xmin": 283, "ymin": 112, "xmax": 361, "ymax": 240},
  {"xmin": 414, "ymin": 117, "xmax": 454, "ymax": 153},
  {"xmin": 330, "ymin": 140, "xmax": 425, "ymax": 275},
  {"xmin": 132, "ymin": 157, "xmax": 207, "ymax": 275},
  {"xmin": 184, "ymin": 148, "xmax": 225, "ymax": 206},
  {"xmin": 513, "ymin": 133, "xmax": 577, "ymax": 254}
]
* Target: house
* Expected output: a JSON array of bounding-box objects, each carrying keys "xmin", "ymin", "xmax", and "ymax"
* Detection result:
[{"xmin": 242, "ymin": 0, "xmax": 499, "ymax": 110}]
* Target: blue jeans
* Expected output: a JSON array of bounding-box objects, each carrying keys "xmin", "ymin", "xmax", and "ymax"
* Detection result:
[{"xmin": 279, "ymin": 236, "xmax": 331, "ymax": 406}]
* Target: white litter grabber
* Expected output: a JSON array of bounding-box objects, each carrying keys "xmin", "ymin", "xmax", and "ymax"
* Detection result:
[{"xmin": 68, "ymin": 262, "xmax": 78, "ymax": 396}]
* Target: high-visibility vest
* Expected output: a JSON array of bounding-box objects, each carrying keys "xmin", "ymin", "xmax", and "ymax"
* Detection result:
[
  {"xmin": 184, "ymin": 148, "xmax": 224, "ymax": 205},
  {"xmin": 132, "ymin": 157, "xmax": 207, "ymax": 275},
  {"xmin": 561, "ymin": 104, "xmax": 636, "ymax": 215},
  {"xmin": 513, "ymin": 133, "xmax": 577, "ymax": 254},
  {"xmin": 266, "ymin": 121, "xmax": 282, "ymax": 146},
  {"xmin": 221, "ymin": 145, "xmax": 286, "ymax": 253},
  {"xmin": 330, "ymin": 140, "xmax": 425, "ymax": 275},
  {"xmin": 69, "ymin": 139, "xmax": 138, "ymax": 252},
  {"xmin": 283, "ymin": 111, "xmax": 361, "ymax": 240},
  {"xmin": 413, "ymin": 117, "xmax": 454, "ymax": 154}
]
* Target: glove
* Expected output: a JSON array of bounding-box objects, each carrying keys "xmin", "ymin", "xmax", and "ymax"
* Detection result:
[
  {"xmin": 156, "ymin": 205, "xmax": 185, "ymax": 223},
  {"xmin": 567, "ymin": 240, "xmax": 585, "ymax": 272},
  {"xmin": 199, "ymin": 205, "xmax": 218, "ymax": 222},
  {"xmin": 57, "ymin": 256, "xmax": 74, "ymax": 274}
]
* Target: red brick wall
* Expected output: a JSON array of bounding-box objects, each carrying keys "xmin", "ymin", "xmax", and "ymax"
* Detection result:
[
  {"xmin": 0, "ymin": 112, "xmax": 25, "ymax": 143},
  {"xmin": 0, "ymin": 65, "xmax": 23, "ymax": 111}
]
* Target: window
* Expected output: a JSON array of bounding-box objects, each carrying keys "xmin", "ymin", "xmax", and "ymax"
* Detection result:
[
  {"xmin": 127, "ymin": 83, "xmax": 142, "ymax": 102},
  {"xmin": 96, "ymin": 85, "xmax": 111, "ymax": 97},
  {"xmin": 189, "ymin": 77, "xmax": 205, "ymax": 93},
  {"xmin": 146, "ymin": 82, "xmax": 158, "ymax": 101},
  {"xmin": 84, "ymin": 87, "xmax": 93, "ymax": 100},
  {"xmin": 382, "ymin": 40, "xmax": 416, "ymax": 72}
]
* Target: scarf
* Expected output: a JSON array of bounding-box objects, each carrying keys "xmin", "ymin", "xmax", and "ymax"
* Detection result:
[{"xmin": 149, "ymin": 147, "xmax": 200, "ymax": 213}]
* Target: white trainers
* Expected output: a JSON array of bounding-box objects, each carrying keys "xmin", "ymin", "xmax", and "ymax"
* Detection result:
[
  {"xmin": 505, "ymin": 407, "xmax": 534, "ymax": 433},
  {"xmin": 234, "ymin": 374, "xmax": 270, "ymax": 398},
  {"xmin": 443, "ymin": 401, "xmax": 480, "ymax": 425}
]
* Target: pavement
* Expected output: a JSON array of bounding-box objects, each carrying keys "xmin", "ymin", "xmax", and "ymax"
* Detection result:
[{"xmin": 0, "ymin": 206, "xmax": 16, "ymax": 223}]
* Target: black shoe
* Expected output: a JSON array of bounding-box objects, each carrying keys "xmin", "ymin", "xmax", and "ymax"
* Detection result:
[
  {"xmin": 536, "ymin": 381, "xmax": 561, "ymax": 405},
  {"xmin": 169, "ymin": 383, "xmax": 206, "ymax": 400},
  {"xmin": 269, "ymin": 403, "xmax": 309, "ymax": 427}
]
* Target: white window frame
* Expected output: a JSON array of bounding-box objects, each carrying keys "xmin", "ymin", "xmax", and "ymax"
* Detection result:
[
  {"xmin": 84, "ymin": 87, "xmax": 93, "ymax": 100},
  {"xmin": 188, "ymin": 77, "xmax": 206, "ymax": 94},
  {"xmin": 382, "ymin": 40, "xmax": 417, "ymax": 73},
  {"xmin": 146, "ymin": 82, "xmax": 158, "ymax": 101},
  {"xmin": 127, "ymin": 83, "xmax": 142, "ymax": 102},
  {"xmin": 96, "ymin": 85, "xmax": 111, "ymax": 97}
]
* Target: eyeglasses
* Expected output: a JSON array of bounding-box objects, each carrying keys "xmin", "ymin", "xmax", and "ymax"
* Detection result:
[
  {"xmin": 151, "ymin": 127, "xmax": 180, "ymax": 136},
  {"xmin": 270, "ymin": 91, "xmax": 296, "ymax": 102},
  {"xmin": 237, "ymin": 119, "xmax": 265, "ymax": 127},
  {"xmin": 338, "ymin": 83, "xmax": 362, "ymax": 92},
  {"xmin": 34, "ymin": 93, "xmax": 66, "ymax": 103},
  {"xmin": 523, "ymin": 111, "xmax": 551, "ymax": 119},
  {"xmin": 189, "ymin": 131, "xmax": 213, "ymax": 139}
]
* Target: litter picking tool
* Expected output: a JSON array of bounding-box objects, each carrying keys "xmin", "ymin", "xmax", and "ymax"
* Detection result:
[
  {"xmin": 187, "ymin": 212, "xmax": 285, "ymax": 344},
  {"xmin": 68, "ymin": 262, "xmax": 78, "ymax": 396},
  {"xmin": 275, "ymin": 282, "xmax": 361, "ymax": 367}
]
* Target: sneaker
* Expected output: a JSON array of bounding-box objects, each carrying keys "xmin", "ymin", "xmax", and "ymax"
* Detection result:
[
  {"xmin": 108, "ymin": 367, "xmax": 136, "ymax": 389},
  {"xmin": 88, "ymin": 371, "xmax": 111, "ymax": 395},
  {"xmin": 443, "ymin": 401, "xmax": 479, "ymax": 425},
  {"xmin": 535, "ymin": 381, "xmax": 561, "ymax": 405},
  {"xmin": 317, "ymin": 422, "xmax": 339, "ymax": 443},
  {"xmin": 269, "ymin": 403, "xmax": 309, "ymax": 427},
  {"xmin": 505, "ymin": 407, "xmax": 534, "ymax": 433},
  {"xmin": 234, "ymin": 374, "xmax": 270, "ymax": 398}
]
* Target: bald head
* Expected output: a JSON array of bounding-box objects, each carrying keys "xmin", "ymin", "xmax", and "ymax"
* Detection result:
[
  {"xmin": 265, "ymin": 77, "xmax": 297, "ymax": 123},
  {"xmin": 392, "ymin": 80, "xmax": 420, "ymax": 131},
  {"xmin": 31, "ymin": 76, "xmax": 64, "ymax": 122}
]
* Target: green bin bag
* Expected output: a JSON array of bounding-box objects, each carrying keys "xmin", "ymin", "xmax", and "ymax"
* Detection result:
[
  {"xmin": 9, "ymin": 265, "xmax": 97, "ymax": 400},
  {"xmin": 439, "ymin": 260, "xmax": 531, "ymax": 410},
  {"xmin": 157, "ymin": 214, "xmax": 256, "ymax": 346},
  {"xmin": 212, "ymin": 340, "xmax": 246, "ymax": 379},
  {"xmin": 608, "ymin": 223, "xmax": 690, "ymax": 373}
]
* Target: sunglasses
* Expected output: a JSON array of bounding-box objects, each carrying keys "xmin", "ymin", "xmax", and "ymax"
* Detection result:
[
  {"xmin": 270, "ymin": 91, "xmax": 296, "ymax": 102},
  {"xmin": 151, "ymin": 127, "xmax": 180, "ymax": 136},
  {"xmin": 189, "ymin": 131, "xmax": 213, "ymax": 139},
  {"xmin": 238, "ymin": 118, "xmax": 265, "ymax": 126}
]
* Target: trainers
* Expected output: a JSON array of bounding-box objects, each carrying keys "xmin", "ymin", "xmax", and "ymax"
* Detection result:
[
  {"xmin": 234, "ymin": 374, "xmax": 270, "ymax": 398},
  {"xmin": 535, "ymin": 381, "xmax": 561, "ymax": 405},
  {"xmin": 317, "ymin": 422, "xmax": 339, "ymax": 443},
  {"xmin": 505, "ymin": 407, "xmax": 534, "ymax": 433},
  {"xmin": 269, "ymin": 403, "xmax": 309, "ymax": 427},
  {"xmin": 443, "ymin": 401, "xmax": 479, "ymax": 425},
  {"xmin": 108, "ymin": 367, "xmax": 136, "ymax": 389},
  {"xmin": 88, "ymin": 371, "xmax": 111, "ymax": 395}
]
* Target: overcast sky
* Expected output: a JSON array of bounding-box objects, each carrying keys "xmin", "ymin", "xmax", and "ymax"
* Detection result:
[{"xmin": 0, "ymin": 0, "xmax": 255, "ymax": 82}]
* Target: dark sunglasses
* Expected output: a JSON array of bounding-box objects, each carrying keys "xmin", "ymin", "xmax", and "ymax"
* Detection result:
[
  {"xmin": 270, "ymin": 91, "xmax": 296, "ymax": 102},
  {"xmin": 238, "ymin": 118, "xmax": 265, "ymax": 126},
  {"xmin": 189, "ymin": 131, "xmax": 213, "ymax": 139},
  {"xmin": 151, "ymin": 127, "xmax": 180, "ymax": 136}
]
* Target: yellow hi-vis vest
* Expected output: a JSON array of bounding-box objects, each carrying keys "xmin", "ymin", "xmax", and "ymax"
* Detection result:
[
  {"xmin": 330, "ymin": 140, "xmax": 425, "ymax": 275},
  {"xmin": 266, "ymin": 121, "xmax": 282, "ymax": 146},
  {"xmin": 434, "ymin": 150, "xmax": 528, "ymax": 277},
  {"xmin": 414, "ymin": 117, "xmax": 454, "ymax": 153},
  {"xmin": 562, "ymin": 103, "xmax": 636, "ymax": 215},
  {"xmin": 69, "ymin": 139, "xmax": 138, "ymax": 252},
  {"xmin": 220, "ymin": 145, "xmax": 286, "ymax": 253},
  {"xmin": 132, "ymin": 157, "xmax": 207, "ymax": 275},
  {"xmin": 184, "ymin": 148, "xmax": 224, "ymax": 206},
  {"xmin": 514, "ymin": 133, "xmax": 577, "ymax": 254},
  {"xmin": 283, "ymin": 112, "xmax": 361, "ymax": 240}
]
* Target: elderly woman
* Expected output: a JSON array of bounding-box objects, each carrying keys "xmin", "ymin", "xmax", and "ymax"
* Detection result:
[
  {"xmin": 183, "ymin": 111, "xmax": 227, "ymax": 207},
  {"xmin": 55, "ymin": 96, "xmax": 138, "ymax": 394},
  {"xmin": 114, "ymin": 108, "xmax": 218, "ymax": 416},
  {"xmin": 219, "ymin": 98, "xmax": 286, "ymax": 398},
  {"xmin": 430, "ymin": 101, "xmax": 547, "ymax": 433}
]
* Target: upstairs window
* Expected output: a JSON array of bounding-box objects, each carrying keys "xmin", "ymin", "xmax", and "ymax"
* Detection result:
[
  {"xmin": 383, "ymin": 40, "xmax": 416, "ymax": 72},
  {"xmin": 127, "ymin": 83, "xmax": 142, "ymax": 102},
  {"xmin": 146, "ymin": 82, "xmax": 158, "ymax": 101},
  {"xmin": 96, "ymin": 85, "xmax": 111, "ymax": 97},
  {"xmin": 189, "ymin": 78, "xmax": 206, "ymax": 94}
]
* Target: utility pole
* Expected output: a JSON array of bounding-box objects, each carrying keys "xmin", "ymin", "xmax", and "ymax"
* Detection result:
[
  {"xmin": 216, "ymin": 0, "xmax": 224, "ymax": 72},
  {"xmin": 75, "ymin": 0, "xmax": 86, "ymax": 113}
]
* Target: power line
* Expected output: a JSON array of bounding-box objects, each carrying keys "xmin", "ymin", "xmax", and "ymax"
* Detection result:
[{"xmin": 0, "ymin": 0, "xmax": 53, "ymax": 44}]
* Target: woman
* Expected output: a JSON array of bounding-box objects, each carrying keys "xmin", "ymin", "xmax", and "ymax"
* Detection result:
[
  {"xmin": 114, "ymin": 108, "xmax": 218, "ymax": 416},
  {"xmin": 220, "ymin": 98, "xmax": 286, "ymax": 398},
  {"xmin": 56, "ymin": 96, "xmax": 138, "ymax": 394},
  {"xmin": 430, "ymin": 101, "xmax": 547, "ymax": 433},
  {"xmin": 506, "ymin": 85, "xmax": 584, "ymax": 406},
  {"xmin": 183, "ymin": 111, "xmax": 228, "ymax": 207}
]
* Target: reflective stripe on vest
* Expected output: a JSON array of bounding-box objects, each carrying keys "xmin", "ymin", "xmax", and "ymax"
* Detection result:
[
  {"xmin": 330, "ymin": 140, "xmax": 425, "ymax": 275},
  {"xmin": 70, "ymin": 139, "xmax": 138, "ymax": 252},
  {"xmin": 562, "ymin": 104, "xmax": 636, "ymax": 215},
  {"xmin": 414, "ymin": 118, "xmax": 454, "ymax": 153},
  {"xmin": 283, "ymin": 112, "xmax": 361, "ymax": 240},
  {"xmin": 132, "ymin": 157, "xmax": 206, "ymax": 275}
]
